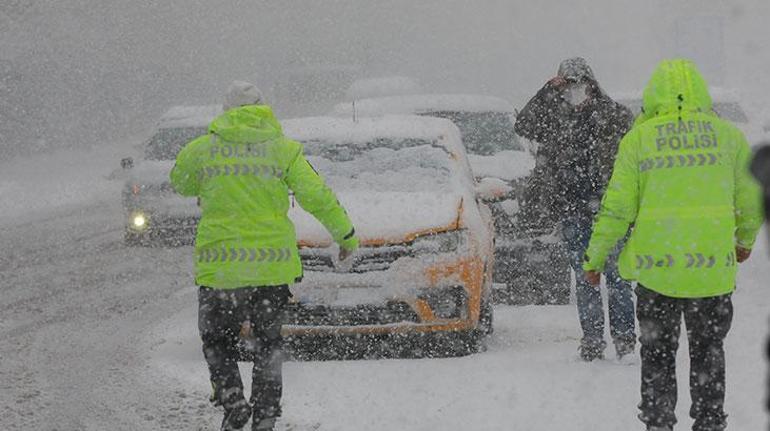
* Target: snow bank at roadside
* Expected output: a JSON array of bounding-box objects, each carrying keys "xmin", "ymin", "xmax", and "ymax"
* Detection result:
[{"xmin": 0, "ymin": 142, "xmax": 133, "ymax": 224}]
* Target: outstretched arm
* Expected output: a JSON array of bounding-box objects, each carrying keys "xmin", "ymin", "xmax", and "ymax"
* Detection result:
[
  {"xmin": 170, "ymin": 135, "xmax": 206, "ymax": 197},
  {"xmin": 734, "ymin": 132, "xmax": 763, "ymax": 258},
  {"xmin": 284, "ymin": 144, "xmax": 358, "ymax": 251},
  {"xmin": 514, "ymin": 79, "xmax": 564, "ymax": 143},
  {"xmin": 584, "ymin": 131, "xmax": 640, "ymax": 273}
]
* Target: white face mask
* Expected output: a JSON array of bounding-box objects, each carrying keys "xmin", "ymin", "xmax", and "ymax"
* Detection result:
[{"xmin": 566, "ymin": 84, "xmax": 589, "ymax": 106}]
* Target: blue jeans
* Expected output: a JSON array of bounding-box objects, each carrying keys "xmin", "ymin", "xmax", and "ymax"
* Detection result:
[{"xmin": 562, "ymin": 217, "xmax": 635, "ymax": 347}]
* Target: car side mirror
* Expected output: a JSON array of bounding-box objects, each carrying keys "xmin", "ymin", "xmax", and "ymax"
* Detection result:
[
  {"xmin": 475, "ymin": 177, "xmax": 513, "ymax": 203},
  {"xmin": 121, "ymin": 157, "xmax": 134, "ymax": 170}
]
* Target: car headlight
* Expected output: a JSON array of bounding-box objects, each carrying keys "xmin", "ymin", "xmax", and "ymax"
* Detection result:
[
  {"xmin": 133, "ymin": 214, "xmax": 146, "ymax": 227},
  {"xmin": 411, "ymin": 230, "xmax": 466, "ymax": 255},
  {"xmin": 129, "ymin": 212, "xmax": 149, "ymax": 231}
]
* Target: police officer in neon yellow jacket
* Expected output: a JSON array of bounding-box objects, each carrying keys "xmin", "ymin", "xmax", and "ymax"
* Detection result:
[
  {"xmin": 583, "ymin": 60, "xmax": 762, "ymax": 431},
  {"xmin": 171, "ymin": 81, "xmax": 358, "ymax": 431}
]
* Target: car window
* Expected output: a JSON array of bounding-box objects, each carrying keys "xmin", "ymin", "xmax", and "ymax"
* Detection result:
[
  {"xmin": 144, "ymin": 126, "xmax": 208, "ymax": 160},
  {"xmin": 421, "ymin": 111, "xmax": 523, "ymax": 155}
]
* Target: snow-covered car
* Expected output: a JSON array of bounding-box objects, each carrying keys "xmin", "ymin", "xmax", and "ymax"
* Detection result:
[
  {"xmin": 122, "ymin": 105, "xmax": 221, "ymax": 246},
  {"xmin": 121, "ymin": 112, "xmax": 496, "ymax": 355},
  {"xmin": 332, "ymin": 95, "xmax": 571, "ymax": 305},
  {"xmin": 281, "ymin": 115, "xmax": 496, "ymax": 356}
]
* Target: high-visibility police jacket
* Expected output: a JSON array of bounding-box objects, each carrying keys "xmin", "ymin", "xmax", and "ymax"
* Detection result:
[
  {"xmin": 584, "ymin": 59, "xmax": 762, "ymax": 298},
  {"xmin": 170, "ymin": 105, "xmax": 358, "ymax": 289}
]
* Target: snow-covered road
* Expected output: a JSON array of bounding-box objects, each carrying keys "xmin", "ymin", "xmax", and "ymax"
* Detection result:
[
  {"xmin": 154, "ymin": 284, "xmax": 769, "ymax": 431},
  {"xmin": 1, "ymin": 149, "xmax": 767, "ymax": 430}
]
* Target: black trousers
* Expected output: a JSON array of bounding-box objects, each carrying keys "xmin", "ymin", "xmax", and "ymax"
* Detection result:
[
  {"xmin": 198, "ymin": 285, "xmax": 291, "ymax": 419},
  {"xmin": 636, "ymin": 285, "xmax": 733, "ymax": 431}
]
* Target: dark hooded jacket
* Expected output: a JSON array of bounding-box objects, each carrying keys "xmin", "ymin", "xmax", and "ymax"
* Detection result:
[{"xmin": 515, "ymin": 58, "xmax": 634, "ymax": 226}]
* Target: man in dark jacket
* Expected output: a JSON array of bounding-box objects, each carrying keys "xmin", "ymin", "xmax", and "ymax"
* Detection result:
[{"xmin": 515, "ymin": 57, "xmax": 636, "ymax": 361}]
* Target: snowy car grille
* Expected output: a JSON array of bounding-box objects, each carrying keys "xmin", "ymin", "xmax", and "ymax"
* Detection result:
[
  {"xmin": 299, "ymin": 245, "xmax": 412, "ymax": 273},
  {"xmin": 283, "ymin": 302, "xmax": 420, "ymax": 326},
  {"xmin": 129, "ymin": 182, "xmax": 177, "ymax": 195}
]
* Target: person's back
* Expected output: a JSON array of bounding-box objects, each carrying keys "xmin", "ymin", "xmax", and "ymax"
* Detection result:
[
  {"xmin": 172, "ymin": 103, "xmax": 356, "ymax": 289},
  {"xmin": 584, "ymin": 59, "xmax": 762, "ymax": 431},
  {"xmin": 587, "ymin": 59, "xmax": 761, "ymax": 297},
  {"xmin": 171, "ymin": 81, "xmax": 357, "ymax": 431}
]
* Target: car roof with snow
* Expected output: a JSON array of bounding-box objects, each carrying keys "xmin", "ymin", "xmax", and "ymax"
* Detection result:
[
  {"xmin": 157, "ymin": 105, "xmax": 222, "ymax": 130},
  {"xmin": 332, "ymin": 94, "xmax": 514, "ymax": 117},
  {"xmin": 281, "ymin": 115, "xmax": 466, "ymax": 155}
]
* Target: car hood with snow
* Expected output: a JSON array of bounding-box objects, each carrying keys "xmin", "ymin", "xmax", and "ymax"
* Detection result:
[{"xmin": 292, "ymin": 191, "xmax": 462, "ymax": 247}]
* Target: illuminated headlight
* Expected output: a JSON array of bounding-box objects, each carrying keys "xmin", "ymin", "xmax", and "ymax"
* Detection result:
[
  {"xmin": 130, "ymin": 212, "xmax": 148, "ymax": 230},
  {"xmin": 419, "ymin": 286, "xmax": 468, "ymax": 319},
  {"xmin": 411, "ymin": 230, "xmax": 466, "ymax": 255}
]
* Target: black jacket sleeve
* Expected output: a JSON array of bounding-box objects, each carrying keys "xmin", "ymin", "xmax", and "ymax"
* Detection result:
[{"xmin": 514, "ymin": 83, "xmax": 563, "ymax": 144}]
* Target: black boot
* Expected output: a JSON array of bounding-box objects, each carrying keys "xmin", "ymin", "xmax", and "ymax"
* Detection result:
[
  {"xmin": 579, "ymin": 339, "xmax": 606, "ymax": 361},
  {"xmin": 219, "ymin": 388, "xmax": 251, "ymax": 431},
  {"xmin": 252, "ymin": 417, "xmax": 276, "ymax": 431},
  {"xmin": 221, "ymin": 399, "xmax": 251, "ymax": 431}
]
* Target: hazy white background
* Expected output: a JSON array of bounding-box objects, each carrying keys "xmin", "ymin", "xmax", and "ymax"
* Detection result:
[{"xmin": 1, "ymin": 0, "xmax": 769, "ymax": 159}]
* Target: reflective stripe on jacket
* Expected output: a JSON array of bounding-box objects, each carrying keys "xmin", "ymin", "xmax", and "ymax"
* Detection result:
[
  {"xmin": 584, "ymin": 59, "xmax": 762, "ymax": 298},
  {"xmin": 171, "ymin": 105, "xmax": 357, "ymax": 289}
]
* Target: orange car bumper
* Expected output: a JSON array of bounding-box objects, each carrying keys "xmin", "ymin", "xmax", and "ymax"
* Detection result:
[{"xmin": 281, "ymin": 256, "xmax": 488, "ymax": 337}]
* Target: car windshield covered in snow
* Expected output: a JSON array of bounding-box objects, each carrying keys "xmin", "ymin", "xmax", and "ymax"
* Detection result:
[
  {"xmin": 144, "ymin": 126, "xmax": 208, "ymax": 160},
  {"xmin": 302, "ymin": 138, "xmax": 453, "ymax": 192},
  {"xmin": 423, "ymin": 111, "xmax": 522, "ymax": 155}
]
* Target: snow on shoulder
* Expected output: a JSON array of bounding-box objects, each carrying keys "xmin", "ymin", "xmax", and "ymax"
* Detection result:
[{"xmin": 331, "ymin": 94, "xmax": 514, "ymax": 117}]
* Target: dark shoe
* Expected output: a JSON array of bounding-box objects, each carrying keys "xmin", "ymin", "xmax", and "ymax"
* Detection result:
[
  {"xmin": 692, "ymin": 424, "xmax": 726, "ymax": 431},
  {"xmin": 647, "ymin": 426, "xmax": 673, "ymax": 431},
  {"xmin": 221, "ymin": 399, "xmax": 251, "ymax": 431},
  {"xmin": 252, "ymin": 417, "xmax": 276, "ymax": 431},
  {"xmin": 614, "ymin": 334, "xmax": 636, "ymax": 359},
  {"xmin": 578, "ymin": 340, "xmax": 606, "ymax": 361}
]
